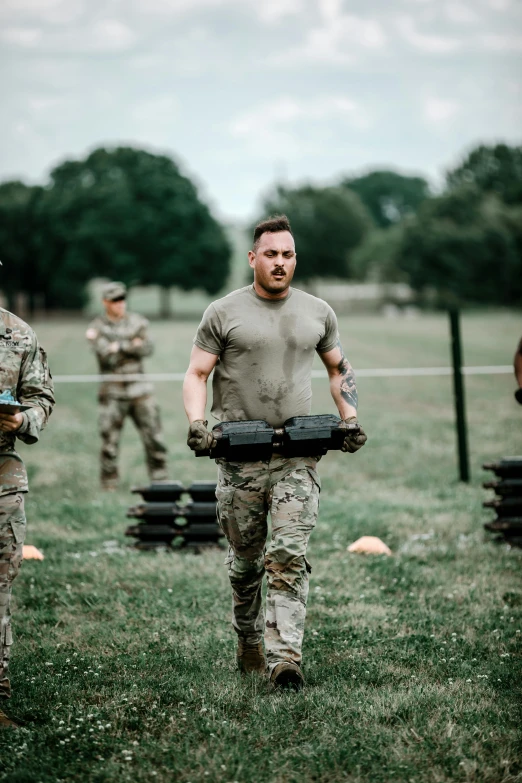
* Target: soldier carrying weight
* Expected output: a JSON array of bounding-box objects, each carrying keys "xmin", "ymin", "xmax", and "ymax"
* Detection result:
[
  {"xmin": 183, "ymin": 215, "xmax": 367, "ymax": 690},
  {"xmin": 86, "ymin": 282, "xmax": 168, "ymax": 490}
]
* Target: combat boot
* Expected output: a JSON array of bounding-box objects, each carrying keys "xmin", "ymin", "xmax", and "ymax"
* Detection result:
[
  {"xmin": 270, "ymin": 661, "xmax": 304, "ymax": 691},
  {"xmin": 237, "ymin": 639, "xmax": 266, "ymax": 675},
  {"xmin": 101, "ymin": 475, "xmax": 118, "ymax": 491},
  {"xmin": 0, "ymin": 707, "xmax": 19, "ymax": 729},
  {"xmin": 150, "ymin": 470, "xmax": 168, "ymax": 482}
]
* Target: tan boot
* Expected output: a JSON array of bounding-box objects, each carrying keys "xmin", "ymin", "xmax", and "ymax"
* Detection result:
[
  {"xmin": 0, "ymin": 707, "xmax": 19, "ymax": 729},
  {"xmin": 151, "ymin": 470, "xmax": 169, "ymax": 482},
  {"xmin": 270, "ymin": 661, "xmax": 304, "ymax": 690},
  {"xmin": 101, "ymin": 480, "xmax": 118, "ymax": 492},
  {"xmin": 101, "ymin": 472, "xmax": 118, "ymax": 491},
  {"xmin": 237, "ymin": 639, "xmax": 266, "ymax": 675}
]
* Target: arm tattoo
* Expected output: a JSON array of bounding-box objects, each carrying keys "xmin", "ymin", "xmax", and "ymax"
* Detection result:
[{"xmin": 336, "ymin": 339, "xmax": 358, "ymax": 410}]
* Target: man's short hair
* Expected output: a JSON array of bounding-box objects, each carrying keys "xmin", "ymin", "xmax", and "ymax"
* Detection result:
[{"xmin": 253, "ymin": 215, "xmax": 293, "ymax": 250}]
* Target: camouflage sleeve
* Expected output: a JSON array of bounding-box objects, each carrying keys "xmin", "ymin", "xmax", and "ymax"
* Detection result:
[
  {"xmin": 16, "ymin": 333, "xmax": 55, "ymax": 445},
  {"xmin": 120, "ymin": 317, "xmax": 154, "ymax": 358}
]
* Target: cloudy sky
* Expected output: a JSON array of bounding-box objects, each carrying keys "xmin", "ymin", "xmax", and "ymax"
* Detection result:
[{"xmin": 1, "ymin": 0, "xmax": 521, "ymax": 220}]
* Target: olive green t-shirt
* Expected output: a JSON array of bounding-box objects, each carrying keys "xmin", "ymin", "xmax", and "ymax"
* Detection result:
[{"xmin": 193, "ymin": 285, "xmax": 338, "ymax": 427}]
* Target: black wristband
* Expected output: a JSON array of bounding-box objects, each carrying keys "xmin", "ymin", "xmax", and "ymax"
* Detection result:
[{"xmin": 515, "ymin": 388, "xmax": 522, "ymax": 405}]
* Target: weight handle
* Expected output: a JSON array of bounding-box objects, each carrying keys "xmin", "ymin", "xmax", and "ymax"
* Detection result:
[{"xmin": 195, "ymin": 420, "xmax": 360, "ymax": 458}]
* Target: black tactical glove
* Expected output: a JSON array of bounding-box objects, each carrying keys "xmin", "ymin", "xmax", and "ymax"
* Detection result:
[
  {"xmin": 340, "ymin": 416, "xmax": 368, "ymax": 453},
  {"xmin": 187, "ymin": 420, "xmax": 217, "ymax": 452},
  {"xmin": 515, "ymin": 388, "xmax": 522, "ymax": 405}
]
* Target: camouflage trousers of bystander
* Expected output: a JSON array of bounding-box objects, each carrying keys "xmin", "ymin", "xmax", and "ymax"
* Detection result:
[
  {"xmin": 0, "ymin": 493, "xmax": 26, "ymax": 699},
  {"xmin": 216, "ymin": 454, "xmax": 321, "ymax": 674},
  {"xmin": 98, "ymin": 394, "xmax": 168, "ymax": 486}
]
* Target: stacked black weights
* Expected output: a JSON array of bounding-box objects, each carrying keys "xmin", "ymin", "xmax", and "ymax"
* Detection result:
[
  {"xmin": 125, "ymin": 481, "xmax": 224, "ymax": 549},
  {"xmin": 483, "ymin": 457, "xmax": 522, "ymax": 545}
]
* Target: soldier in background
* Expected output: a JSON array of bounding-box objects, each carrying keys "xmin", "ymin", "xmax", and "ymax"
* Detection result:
[
  {"xmin": 86, "ymin": 282, "xmax": 168, "ymax": 490},
  {"xmin": 0, "ymin": 304, "xmax": 54, "ymax": 727}
]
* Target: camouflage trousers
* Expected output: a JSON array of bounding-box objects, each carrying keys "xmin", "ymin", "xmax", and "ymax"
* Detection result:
[
  {"xmin": 0, "ymin": 493, "xmax": 26, "ymax": 698},
  {"xmin": 98, "ymin": 394, "xmax": 168, "ymax": 484},
  {"xmin": 216, "ymin": 454, "xmax": 321, "ymax": 673}
]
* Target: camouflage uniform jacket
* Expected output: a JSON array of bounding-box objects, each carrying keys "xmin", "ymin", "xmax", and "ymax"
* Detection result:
[
  {"xmin": 0, "ymin": 308, "xmax": 55, "ymax": 496},
  {"xmin": 86, "ymin": 312, "xmax": 154, "ymax": 400}
]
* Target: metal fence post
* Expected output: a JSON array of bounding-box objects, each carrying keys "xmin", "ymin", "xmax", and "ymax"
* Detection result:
[{"xmin": 449, "ymin": 308, "xmax": 470, "ymax": 482}]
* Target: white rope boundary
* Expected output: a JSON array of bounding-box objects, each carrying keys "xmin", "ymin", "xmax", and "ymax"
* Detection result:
[{"xmin": 52, "ymin": 366, "xmax": 513, "ymax": 383}]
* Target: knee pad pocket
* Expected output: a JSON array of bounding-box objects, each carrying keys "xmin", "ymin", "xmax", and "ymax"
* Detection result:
[{"xmin": 265, "ymin": 553, "xmax": 308, "ymax": 593}]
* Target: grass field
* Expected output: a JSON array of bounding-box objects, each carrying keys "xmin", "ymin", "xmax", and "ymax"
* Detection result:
[{"xmin": 2, "ymin": 310, "xmax": 522, "ymax": 783}]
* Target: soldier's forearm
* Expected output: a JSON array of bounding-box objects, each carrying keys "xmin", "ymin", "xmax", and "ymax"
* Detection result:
[
  {"xmin": 183, "ymin": 371, "xmax": 208, "ymax": 423},
  {"xmin": 320, "ymin": 339, "xmax": 358, "ymax": 420},
  {"xmin": 16, "ymin": 409, "xmax": 44, "ymax": 444},
  {"xmin": 16, "ymin": 398, "xmax": 54, "ymax": 444},
  {"xmin": 120, "ymin": 339, "xmax": 153, "ymax": 358},
  {"xmin": 327, "ymin": 344, "xmax": 358, "ymax": 420},
  {"xmin": 94, "ymin": 341, "xmax": 121, "ymax": 367},
  {"xmin": 329, "ymin": 376, "xmax": 358, "ymax": 420},
  {"xmin": 137, "ymin": 341, "xmax": 154, "ymax": 358}
]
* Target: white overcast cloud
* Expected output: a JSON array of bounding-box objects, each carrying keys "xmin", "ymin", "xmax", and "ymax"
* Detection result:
[
  {"xmin": 275, "ymin": 12, "xmax": 387, "ymax": 65},
  {"xmin": 444, "ymin": 2, "xmax": 480, "ymax": 25},
  {"xmin": 423, "ymin": 97, "xmax": 459, "ymax": 126},
  {"xmin": 230, "ymin": 96, "xmax": 371, "ymax": 156},
  {"xmin": 397, "ymin": 16, "xmax": 461, "ymax": 53},
  {"xmin": 1, "ymin": 0, "xmax": 521, "ymax": 218},
  {"xmin": 2, "ymin": 27, "xmax": 43, "ymax": 46}
]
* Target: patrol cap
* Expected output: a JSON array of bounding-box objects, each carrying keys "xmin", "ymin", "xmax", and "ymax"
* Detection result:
[{"xmin": 102, "ymin": 281, "xmax": 127, "ymax": 301}]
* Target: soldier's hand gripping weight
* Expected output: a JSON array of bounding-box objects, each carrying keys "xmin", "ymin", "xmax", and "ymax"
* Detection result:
[
  {"xmin": 187, "ymin": 420, "xmax": 217, "ymax": 452},
  {"xmin": 340, "ymin": 416, "xmax": 368, "ymax": 453}
]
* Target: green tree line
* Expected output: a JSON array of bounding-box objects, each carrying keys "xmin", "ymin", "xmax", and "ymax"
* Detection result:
[
  {"xmin": 0, "ymin": 147, "xmax": 232, "ymax": 312},
  {"xmin": 256, "ymin": 143, "xmax": 522, "ymax": 306},
  {"xmin": 1, "ymin": 143, "xmax": 521, "ymax": 310}
]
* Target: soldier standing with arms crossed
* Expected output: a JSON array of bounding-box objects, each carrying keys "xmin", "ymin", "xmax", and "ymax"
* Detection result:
[
  {"xmin": 0, "ymin": 299, "xmax": 54, "ymax": 727},
  {"xmin": 183, "ymin": 216, "xmax": 367, "ymax": 689},
  {"xmin": 86, "ymin": 282, "xmax": 168, "ymax": 490}
]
